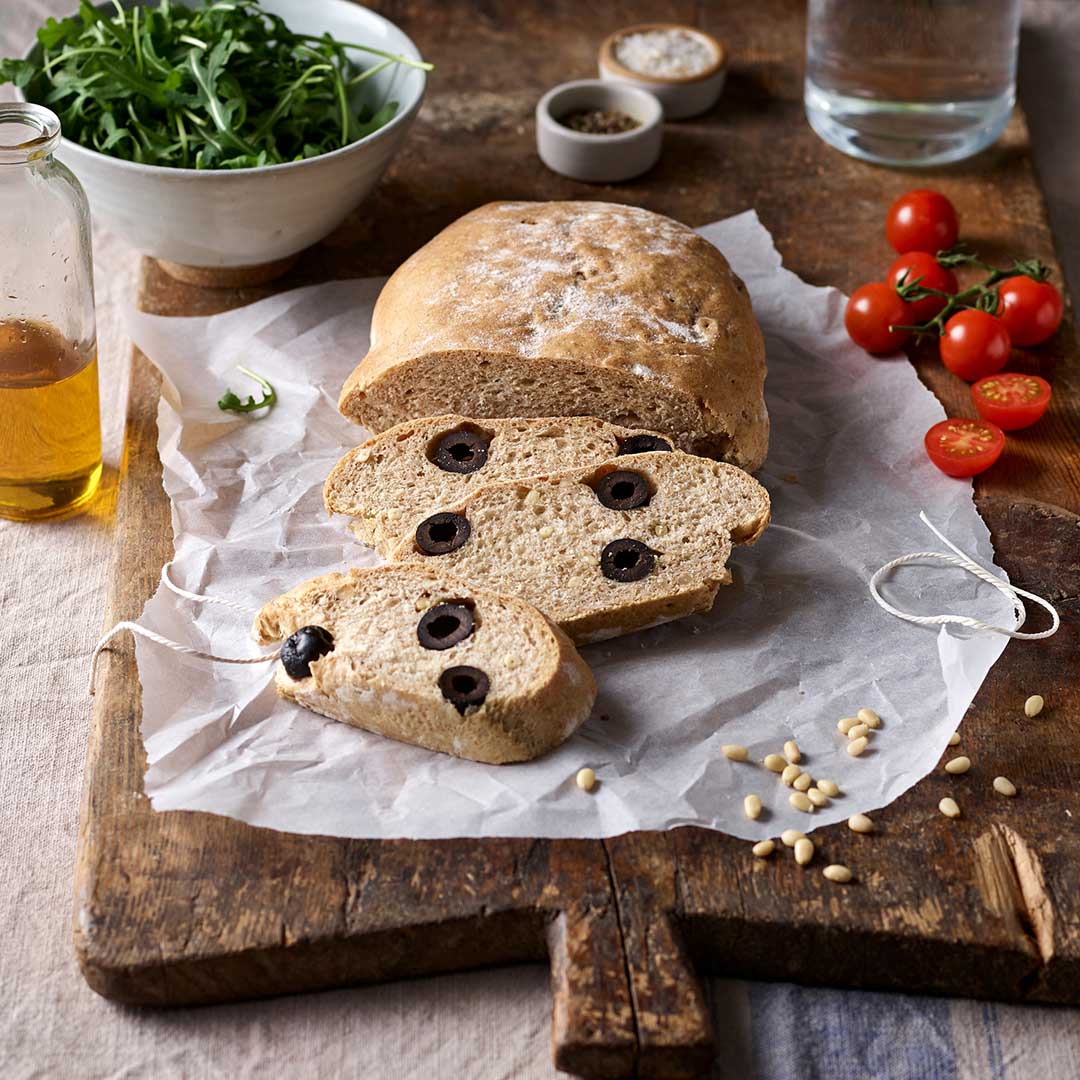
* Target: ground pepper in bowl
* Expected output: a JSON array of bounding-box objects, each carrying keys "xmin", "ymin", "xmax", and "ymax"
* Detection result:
[{"xmin": 559, "ymin": 108, "xmax": 641, "ymax": 134}]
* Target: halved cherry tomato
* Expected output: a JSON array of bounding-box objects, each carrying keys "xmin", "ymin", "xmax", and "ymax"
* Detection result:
[
  {"xmin": 845, "ymin": 282, "xmax": 912, "ymax": 354},
  {"xmin": 995, "ymin": 276, "xmax": 1064, "ymax": 347},
  {"xmin": 972, "ymin": 372, "xmax": 1052, "ymax": 431},
  {"xmin": 886, "ymin": 251, "xmax": 959, "ymax": 322},
  {"xmin": 886, "ymin": 189, "xmax": 959, "ymax": 254},
  {"xmin": 924, "ymin": 418, "xmax": 1005, "ymax": 478},
  {"xmin": 940, "ymin": 310, "xmax": 1011, "ymax": 381}
]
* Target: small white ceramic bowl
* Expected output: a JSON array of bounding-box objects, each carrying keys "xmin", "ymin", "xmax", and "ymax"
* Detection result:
[
  {"xmin": 18, "ymin": 0, "xmax": 426, "ymax": 284},
  {"xmin": 598, "ymin": 23, "xmax": 727, "ymax": 121},
  {"xmin": 536, "ymin": 80, "xmax": 663, "ymax": 184}
]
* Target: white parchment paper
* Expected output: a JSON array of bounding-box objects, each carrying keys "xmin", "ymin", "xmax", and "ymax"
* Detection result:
[{"xmin": 124, "ymin": 210, "xmax": 1017, "ymax": 840}]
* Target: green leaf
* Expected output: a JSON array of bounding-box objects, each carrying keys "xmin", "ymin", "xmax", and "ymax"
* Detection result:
[
  {"xmin": 352, "ymin": 100, "xmax": 397, "ymax": 139},
  {"xmin": 217, "ymin": 366, "xmax": 276, "ymax": 414},
  {"xmin": 37, "ymin": 16, "xmax": 83, "ymax": 49},
  {"xmin": 0, "ymin": 58, "xmax": 36, "ymax": 89}
]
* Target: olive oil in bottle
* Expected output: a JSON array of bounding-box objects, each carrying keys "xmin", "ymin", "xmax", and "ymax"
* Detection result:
[
  {"xmin": 1, "ymin": 103, "xmax": 101, "ymax": 521},
  {"xmin": 0, "ymin": 319, "xmax": 102, "ymax": 520}
]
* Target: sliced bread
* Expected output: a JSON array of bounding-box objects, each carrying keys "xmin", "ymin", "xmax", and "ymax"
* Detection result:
[
  {"xmin": 386, "ymin": 451, "xmax": 770, "ymax": 644},
  {"xmin": 252, "ymin": 564, "xmax": 596, "ymax": 764},
  {"xmin": 324, "ymin": 413, "xmax": 675, "ymax": 557},
  {"xmin": 338, "ymin": 200, "xmax": 769, "ymax": 469}
]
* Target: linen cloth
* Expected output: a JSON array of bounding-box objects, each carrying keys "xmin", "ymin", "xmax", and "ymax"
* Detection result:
[{"xmin": 2, "ymin": 1, "xmax": 1080, "ymax": 1077}]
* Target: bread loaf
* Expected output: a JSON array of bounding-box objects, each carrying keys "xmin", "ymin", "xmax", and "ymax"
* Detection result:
[
  {"xmin": 338, "ymin": 201, "xmax": 769, "ymax": 469},
  {"xmin": 324, "ymin": 413, "xmax": 675, "ymax": 557},
  {"xmin": 252, "ymin": 564, "xmax": 596, "ymax": 764},
  {"xmin": 387, "ymin": 450, "xmax": 770, "ymax": 644}
]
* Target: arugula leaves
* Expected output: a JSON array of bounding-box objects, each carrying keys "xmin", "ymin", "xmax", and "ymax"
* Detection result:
[
  {"xmin": 218, "ymin": 366, "xmax": 276, "ymax": 414},
  {"xmin": 0, "ymin": 0, "xmax": 432, "ymax": 169}
]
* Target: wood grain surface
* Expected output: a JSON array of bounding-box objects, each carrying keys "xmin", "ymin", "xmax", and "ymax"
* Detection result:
[{"xmin": 77, "ymin": 2, "xmax": 1080, "ymax": 1078}]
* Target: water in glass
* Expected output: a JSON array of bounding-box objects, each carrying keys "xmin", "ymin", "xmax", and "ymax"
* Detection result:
[{"xmin": 805, "ymin": 0, "xmax": 1020, "ymax": 166}]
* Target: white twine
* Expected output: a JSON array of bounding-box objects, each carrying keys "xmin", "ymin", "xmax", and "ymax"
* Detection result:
[
  {"xmin": 87, "ymin": 564, "xmax": 275, "ymax": 696},
  {"xmin": 160, "ymin": 561, "xmax": 260, "ymax": 616},
  {"xmin": 869, "ymin": 512, "xmax": 1060, "ymax": 640}
]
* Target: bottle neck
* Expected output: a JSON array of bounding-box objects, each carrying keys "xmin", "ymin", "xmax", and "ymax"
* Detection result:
[{"xmin": 0, "ymin": 103, "xmax": 61, "ymax": 166}]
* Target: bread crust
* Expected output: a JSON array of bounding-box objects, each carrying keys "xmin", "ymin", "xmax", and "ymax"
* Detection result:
[
  {"xmin": 339, "ymin": 201, "xmax": 769, "ymax": 469},
  {"xmin": 253, "ymin": 564, "xmax": 596, "ymax": 764}
]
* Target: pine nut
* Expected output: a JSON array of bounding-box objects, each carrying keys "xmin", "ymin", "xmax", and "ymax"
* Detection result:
[
  {"xmin": 764, "ymin": 753, "xmax": 787, "ymax": 773},
  {"xmin": 744, "ymin": 794, "xmax": 763, "ymax": 820},
  {"xmin": 806, "ymin": 787, "xmax": 828, "ymax": 807},
  {"xmin": 794, "ymin": 837, "xmax": 815, "ymax": 865},
  {"xmin": 722, "ymin": 744, "xmax": 749, "ymax": 762},
  {"xmin": 784, "ymin": 740, "xmax": 801, "ymax": 764},
  {"xmin": 847, "ymin": 723, "xmax": 870, "ymax": 740},
  {"xmin": 1024, "ymin": 694, "xmax": 1044, "ymax": 718},
  {"xmin": 781, "ymin": 829, "xmax": 805, "ymax": 847},
  {"xmin": 993, "ymin": 776, "xmax": 1017, "ymax": 797},
  {"xmin": 858, "ymin": 708, "xmax": 881, "ymax": 729},
  {"xmin": 789, "ymin": 791, "xmax": 814, "ymax": 813},
  {"xmin": 948, "ymin": 731, "xmax": 961, "ymax": 746},
  {"xmin": 837, "ymin": 716, "xmax": 859, "ymax": 734},
  {"xmin": 847, "ymin": 736, "xmax": 869, "ymax": 757},
  {"xmin": 823, "ymin": 864, "xmax": 853, "ymax": 883},
  {"xmin": 944, "ymin": 756, "xmax": 971, "ymax": 775},
  {"xmin": 793, "ymin": 772, "xmax": 812, "ymax": 792},
  {"xmin": 848, "ymin": 813, "xmax": 874, "ymax": 833},
  {"xmin": 817, "ymin": 779, "xmax": 840, "ymax": 798},
  {"xmin": 576, "ymin": 767, "xmax": 596, "ymax": 791},
  {"xmin": 752, "ymin": 839, "xmax": 775, "ymax": 858},
  {"xmin": 781, "ymin": 763, "xmax": 801, "ymax": 786},
  {"xmin": 939, "ymin": 797, "xmax": 961, "ymax": 818}
]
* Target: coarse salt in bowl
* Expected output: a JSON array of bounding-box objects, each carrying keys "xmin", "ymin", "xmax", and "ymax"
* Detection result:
[{"xmin": 599, "ymin": 23, "xmax": 727, "ymax": 120}]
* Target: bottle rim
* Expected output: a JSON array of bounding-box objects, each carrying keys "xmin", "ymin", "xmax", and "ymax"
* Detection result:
[{"xmin": 0, "ymin": 102, "xmax": 61, "ymax": 166}]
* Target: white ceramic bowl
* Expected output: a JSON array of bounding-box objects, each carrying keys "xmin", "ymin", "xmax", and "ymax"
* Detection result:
[
  {"xmin": 598, "ymin": 23, "xmax": 727, "ymax": 121},
  {"xmin": 535, "ymin": 80, "xmax": 663, "ymax": 183},
  {"xmin": 18, "ymin": 0, "xmax": 426, "ymax": 280}
]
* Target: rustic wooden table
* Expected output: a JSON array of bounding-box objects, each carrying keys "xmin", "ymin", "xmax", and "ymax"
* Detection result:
[{"xmin": 79, "ymin": 3, "xmax": 1080, "ymax": 1079}]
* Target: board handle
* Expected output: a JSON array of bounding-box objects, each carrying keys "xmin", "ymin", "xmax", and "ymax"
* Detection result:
[
  {"xmin": 547, "ymin": 901, "xmax": 637, "ymax": 1078},
  {"xmin": 546, "ymin": 836, "xmax": 715, "ymax": 1079}
]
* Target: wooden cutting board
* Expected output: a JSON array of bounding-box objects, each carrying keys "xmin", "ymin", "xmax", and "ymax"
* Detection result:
[{"xmin": 78, "ymin": 2, "xmax": 1080, "ymax": 1077}]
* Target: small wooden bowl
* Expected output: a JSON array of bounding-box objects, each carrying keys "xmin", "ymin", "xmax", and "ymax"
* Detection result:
[{"xmin": 599, "ymin": 23, "xmax": 727, "ymax": 120}]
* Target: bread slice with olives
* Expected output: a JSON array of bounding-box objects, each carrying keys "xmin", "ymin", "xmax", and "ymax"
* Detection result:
[
  {"xmin": 386, "ymin": 451, "xmax": 770, "ymax": 644},
  {"xmin": 252, "ymin": 564, "xmax": 596, "ymax": 764},
  {"xmin": 324, "ymin": 413, "xmax": 675, "ymax": 557}
]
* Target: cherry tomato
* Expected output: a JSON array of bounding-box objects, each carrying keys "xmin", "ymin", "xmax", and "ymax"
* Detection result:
[
  {"xmin": 886, "ymin": 251, "xmax": 959, "ymax": 322},
  {"xmin": 995, "ymin": 276, "xmax": 1064, "ymax": 347},
  {"xmin": 924, "ymin": 418, "xmax": 1005, "ymax": 478},
  {"xmin": 845, "ymin": 282, "xmax": 912, "ymax": 354},
  {"xmin": 886, "ymin": 189, "xmax": 959, "ymax": 254},
  {"xmin": 940, "ymin": 310, "xmax": 1011, "ymax": 381},
  {"xmin": 972, "ymin": 372, "xmax": 1052, "ymax": 431}
]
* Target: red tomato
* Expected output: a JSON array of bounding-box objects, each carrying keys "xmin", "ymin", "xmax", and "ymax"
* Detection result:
[
  {"xmin": 972, "ymin": 372, "xmax": 1052, "ymax": 431},
  {"xmin": 924, "ymin": 419, "xmax": 1005, "ymax": 478},
  {"xmin": 940, "ymin": 310, "xmax": 1011, "ymax": 381},
  {"xmin": 845, "ymin": 282, "xmax": 912, "ymax": 354},
  {"xmin": 886, "ymin": 189, "xmax": 959, "ymax": 254},
  {"xmin": 886, "ymin": 251, "xmax": 959, "ymax": 322},
  {"xmin": 995, "ymin": 276, "xmax": 1064, "ymax": 347}
]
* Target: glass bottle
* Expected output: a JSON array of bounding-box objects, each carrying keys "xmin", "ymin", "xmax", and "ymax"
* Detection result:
[
  {"xmin": 0, "ymin": 102, "xmax": 101, "ymax": 520},
  {"xmin": 804, "ymin": 0, "xmax": 1020, "ymax": 167}
]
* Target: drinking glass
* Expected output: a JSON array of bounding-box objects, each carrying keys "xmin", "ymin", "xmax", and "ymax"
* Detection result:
[
  {"xmin": 804, "ymin": 0, "xmax": 1021, "ymax": 166},
  {"xmin": 0, "ymin": 102, "xmax": 101, "ymax": 520}
]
